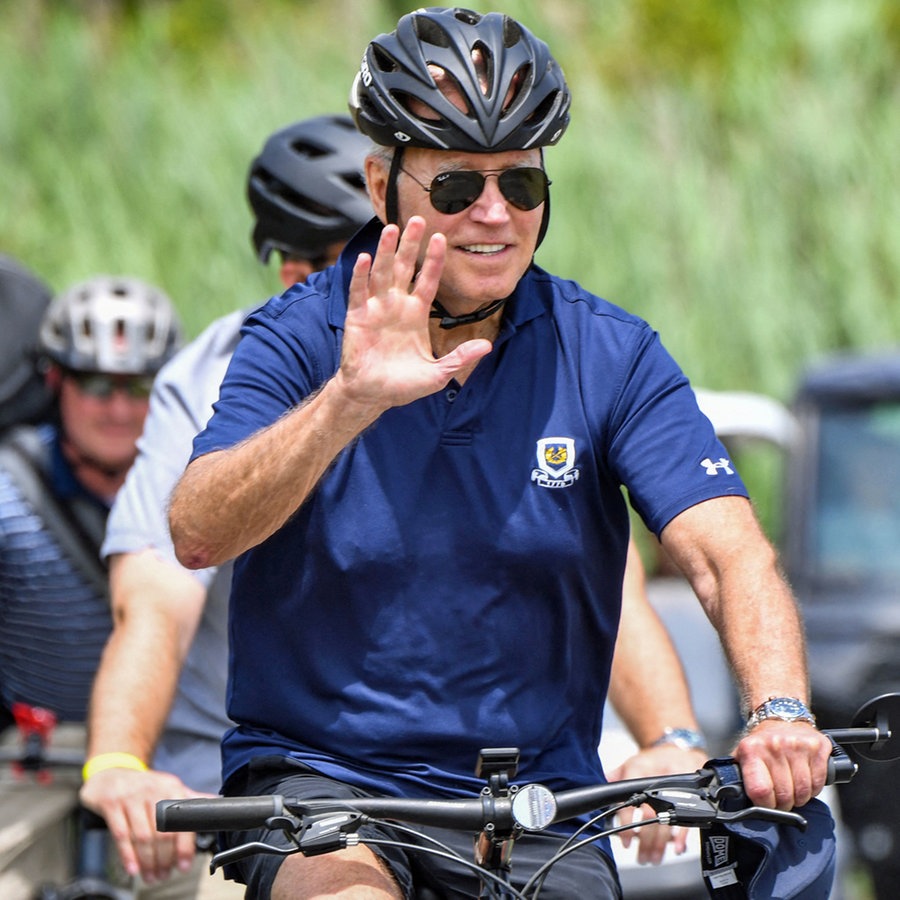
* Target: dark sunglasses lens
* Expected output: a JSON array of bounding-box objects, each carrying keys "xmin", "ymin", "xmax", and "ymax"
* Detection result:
[
  {"xmin": 126, "ymin": 377, "xmax": 153, "ymax": 399},
  {"xmin": 429, "ymin": 172, "xmax": 485, "ymax": 214},
  {"xmin": 498, "ymin": 168, "xmax": 549, "ymax": 211},
  {"xmin": 72, "ymin": 372, "xmax": 152, "ymax": 399},
  {"xmin": 428, "ymin": 169, "xmax": 549, "ymax": 214}
]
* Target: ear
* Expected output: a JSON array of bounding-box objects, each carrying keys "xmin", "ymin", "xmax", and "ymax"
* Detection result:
[
  {"xmin": 279, "ymin": 259, "xmax": 314, "ymax": 289},
  {"xmin": 44, "ymin": 363, "xmax": 63, "ymax": 394},
  {"xmin": 365, "ymin": 155, "xmax": 389, "ymax": 224}
]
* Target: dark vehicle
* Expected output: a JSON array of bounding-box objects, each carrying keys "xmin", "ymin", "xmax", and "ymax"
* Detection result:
[{"xmin": 783, "ymin": 351, "xmax": 900, "ymax": 900}]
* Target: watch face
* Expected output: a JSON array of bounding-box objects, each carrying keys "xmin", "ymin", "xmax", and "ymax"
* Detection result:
[{"xmin": 768, "ymin": 697, "xmax": 807, "ymax": 719}]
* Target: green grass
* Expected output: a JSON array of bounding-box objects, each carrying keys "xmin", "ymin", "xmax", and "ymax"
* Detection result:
[{"xmin": 2, "ymin": 0, "xmax": 899, "ymax": 531}]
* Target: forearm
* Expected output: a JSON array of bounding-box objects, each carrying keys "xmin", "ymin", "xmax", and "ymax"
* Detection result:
[
  {"xmin": 169, "ymin": 377, "xmax": 384, "ymax": 569},
  {"xmin": 709, "ymin": 563, "xmax": 810, "ymax": 715},
  {"xmin": 86, "ymin": 552, "xmax": 204, "ymax": 762},
  {"xmin": 661, "ymin": 497, "xmax": 810, "ymax": 714},
  {"xmin": 609, "ymin": 541, "xmax": 701, "ymax": 747},
  {"xmin": 87, "ymin": 623, "xmax": 177, "ymax": 762}
]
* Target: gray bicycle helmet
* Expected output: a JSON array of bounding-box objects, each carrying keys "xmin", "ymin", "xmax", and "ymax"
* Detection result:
[
  {"xmin": 349, "ymin": 7, "xmax": 571, "ymax": 152},
  {"xmin": 39, "ymin": 276, "xmax": 182, "ymax": 375},
  {"xmin": 247, "ymin": 115, "xmax": 373, "ymax": 264}
]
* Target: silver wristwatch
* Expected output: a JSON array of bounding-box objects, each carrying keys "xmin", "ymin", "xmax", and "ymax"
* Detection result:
[
  {"xmin": 650, "ymin": 727, "xmax": 707, "ymax": 752},
  {"xmin": 746, "ymin": 697, "xmax": 816, "ymax": 731}
]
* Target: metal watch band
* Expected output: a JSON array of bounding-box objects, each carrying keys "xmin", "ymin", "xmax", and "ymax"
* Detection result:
[
  {"xmin": 650, "ymin": 727, "xmax": 707, "ymax": 752},
  {"xmin": 746, "ymin": 696, "xmax": 816, "ymax": 731}
]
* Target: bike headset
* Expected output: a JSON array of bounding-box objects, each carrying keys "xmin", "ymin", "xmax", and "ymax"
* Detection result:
[
  {"xmin": 348, "ymin": 6, "xmax": 571, "ymax": 328},
  {"xmin": 39, "ymin": 276, "xmax": 182, "ymax": 376},
  {"xmin": 247, "ymin": 115, "xmax": 374, "ymax": 266}
]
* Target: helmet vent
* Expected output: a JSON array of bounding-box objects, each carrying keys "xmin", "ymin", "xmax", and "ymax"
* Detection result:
[
  {"xmin": 471, "ymin": 42, "xmax": 494, "ymax": 99},
  {"xmin": 372, "ymin": 44, "xmax": 400, "ymax": 74},
  {"xmin": 452, "ymin": 8, "xmax": 481, "ymax": 27},
  {"xmin": 341, "ymin": 171, "xmax": 368, "ymax": 194},
  {"xmin": 290, "ymin": 139, "xmax": 327, "ymax": 160},
  {"xmin": 502, "ymin": 17, "xmax": 523, "ymax": 48},
  {"xmin": 412, "ymin": 14, "xmax": 453, "ymax": 49},
  {"xmin": 259, "ymin": 171, "xmax": 334, "ymax": 218}
]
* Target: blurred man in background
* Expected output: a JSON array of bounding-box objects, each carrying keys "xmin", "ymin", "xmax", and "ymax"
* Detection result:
[
  {"xmin": 0, "ymin": 275, "xmax": 181, "ymax": 895},
  {"xmin": 80, "ymin": 115, "xmax": 374, "ymax": 899}
]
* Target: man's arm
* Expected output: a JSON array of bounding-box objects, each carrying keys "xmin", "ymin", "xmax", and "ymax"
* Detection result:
[
  {"xmin": 660, "ymin": 494, "xmax": 832, "ymax": 810},
  {"xmin": 80, "ymin": 550, "xmax": 208, "ymax": 881},
  {"xmin": 170, "ymin": 220, "xmax": 491, "ymax": 569},
  {"xmin": 608, "ymin": 540, "xmax": 703, "ymax": 747},
  {"xmin": 606, "ymin": 539, "xmax": 707, "ymax": 863}
]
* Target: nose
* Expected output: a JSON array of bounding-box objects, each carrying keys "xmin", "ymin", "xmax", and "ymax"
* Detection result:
[
  {"xmin": 470, "ymin": 174, "xmax": 510, "ymax": 222},
  {"xmin": 104, "ymin": 388, "xmax": 140, "ymax": 417}
]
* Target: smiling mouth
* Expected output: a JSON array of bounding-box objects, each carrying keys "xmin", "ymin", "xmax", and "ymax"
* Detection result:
[{"xmin": 460, "ymin": 243, "xmax": 507, "ymax": 255}]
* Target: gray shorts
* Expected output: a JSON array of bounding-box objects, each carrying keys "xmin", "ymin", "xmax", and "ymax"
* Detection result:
[{"xmin": 219, "ymin": 757, "xmax": 622, "ymax": 900}]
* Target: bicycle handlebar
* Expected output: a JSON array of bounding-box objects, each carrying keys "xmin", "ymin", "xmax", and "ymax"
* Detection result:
[
  {"xmin": 156, "ymin": 733, "xmax": 859, "ymax": 835},
  {"xmin": 151, "ymin": 701, "xmax": 897, "ymax": 900}
]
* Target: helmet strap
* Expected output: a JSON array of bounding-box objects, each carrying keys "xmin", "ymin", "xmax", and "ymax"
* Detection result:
[
  {"xmin": 60, "ymin": 430, "xmax": 134, "ymax": 494},
  {"xmin": 430, "ymin": 297, "xmax": 508, "ymax": 330},
  {"xmin": 535, "ymin": 149, "xmax": 550, "ymax": 249},
  {"xmin": 385, "ymin": 147, "xmax": 405, "ymax": 225}
]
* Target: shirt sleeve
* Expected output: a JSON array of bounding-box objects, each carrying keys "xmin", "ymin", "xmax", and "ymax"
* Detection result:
[
  {"xmin": 190, "ymin": 290, "xmax": 337, "ymax": 463},
  {"xmin": 606, "ymin": 326, "xmax": 749, "ymax": 536}
]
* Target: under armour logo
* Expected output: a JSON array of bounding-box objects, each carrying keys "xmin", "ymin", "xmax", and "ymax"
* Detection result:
[{"xmin": 700, "ymin": 457, "xmax": 734, "ymax": 475}]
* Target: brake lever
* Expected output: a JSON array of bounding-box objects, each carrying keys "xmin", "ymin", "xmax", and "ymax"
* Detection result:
[
  {"xmin": 210, "ymin": 840, "xmax": 298, "ymax": 872},
  {"xmin": 718, "ymin": 806, "xmax": 808, "ymax": 829}
]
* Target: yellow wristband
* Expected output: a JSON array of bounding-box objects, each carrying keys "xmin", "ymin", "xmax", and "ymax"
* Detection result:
[{"xmin": 82, "ymin": 752, "xmax": 148, "ymax": 782}]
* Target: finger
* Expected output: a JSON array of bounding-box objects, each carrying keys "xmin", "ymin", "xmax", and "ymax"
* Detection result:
[
  {"xmin": 347, "ymin": 253, "xmax": 373, "ymax": 309},
  {"xmin": 130, "ymin": 802, "xmax": 170, "ymax": 881},
  {"xmin": 433, "ymin": 338, "xmax": 493, "ymax": 381},
  {"xmin": 367, "ymin": 223, "xmax": 404, "ymax": 296},
  {"xmin": 615, "ymin": 806, "xmax": 636, "ymax": 849},
  {"xmin": 411, "ymin": 231, "xmax": 446, "ymax": 307},
  {"xmin": 393, "ymin": 216, "xmax": 428, "ymax": 290},
  {"xmin": 738, "ymin": 754, "xmax": 778, "ymax": 809},
  {"xmin": 103, "ymin": 805, "xmax": 143, "ymax": 878},
  {"xmin": 634, "ymin": 808, "xmax": 667, "ymax": 865},
  {"xmin": 174, "ymin": 829, "xmax": 198, "ymax": 873}
]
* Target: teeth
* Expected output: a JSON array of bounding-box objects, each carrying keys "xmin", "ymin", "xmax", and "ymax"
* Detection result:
[{"xmin": 463, "ymin": 244, "xmax": 505, "ymax": 254}]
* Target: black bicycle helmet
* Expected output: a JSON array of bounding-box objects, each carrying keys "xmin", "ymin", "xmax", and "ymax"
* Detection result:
[
  {"xmin": 349, "ymin": 7, "xmax": 571, "ymax": 151},
  {"xmin": 247, "ymin": 115, "xmax": 373, "ymax": 263}
]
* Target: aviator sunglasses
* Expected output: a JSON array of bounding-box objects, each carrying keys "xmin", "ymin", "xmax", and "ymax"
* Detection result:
[
  {"xmin": 400, "ymin": 166, "xmax": 551, "ymax": 215},
  {"xmin": 66, "ymin": 370, "xmax": 154, "ymax": 400}
]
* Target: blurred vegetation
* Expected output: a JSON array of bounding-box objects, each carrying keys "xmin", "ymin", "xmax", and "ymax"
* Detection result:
[{"xmin": 2, "ymin": 0, "xmax": 899, "ymax": 545}]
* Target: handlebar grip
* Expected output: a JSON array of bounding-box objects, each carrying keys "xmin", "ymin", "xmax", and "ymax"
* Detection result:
[
  {"xmin": 156, "ymin": 795, "xmax": 285, "ymax": 832},
  {"xmin": 825, "ymin": 740, "xmax": 858, "ymax": 785}
]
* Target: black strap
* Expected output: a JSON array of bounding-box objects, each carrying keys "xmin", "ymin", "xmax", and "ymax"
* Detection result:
[
  {"xmin": 0, "ymin": 426, "xmax": 109, "ymax": 598},
  {"xmin": 699, "ymin": 759, "xmax": 752, "ymax": 899},
  {"xmin": 429, "ymin": 296, "xmax": 508, "ymax": 329}
]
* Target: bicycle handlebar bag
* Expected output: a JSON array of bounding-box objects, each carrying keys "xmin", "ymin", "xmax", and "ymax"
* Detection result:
[{"xmin": 699, "ymin": 759, "xmax": 836, "ymax": 900}]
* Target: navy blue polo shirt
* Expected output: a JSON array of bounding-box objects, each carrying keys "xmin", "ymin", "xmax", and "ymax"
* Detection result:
[{"xmin": 192, "ymin": 222, "xmax": 747, "ymax": 810}]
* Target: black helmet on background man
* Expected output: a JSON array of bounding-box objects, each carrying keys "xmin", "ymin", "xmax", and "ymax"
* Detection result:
[
  {"xmin": 247, "ymin": 115, "xmax": 373, "ymax": 264},
  {"xmin": 349, "ymin": 7, "xmax": 571, "ymax": 152}
]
